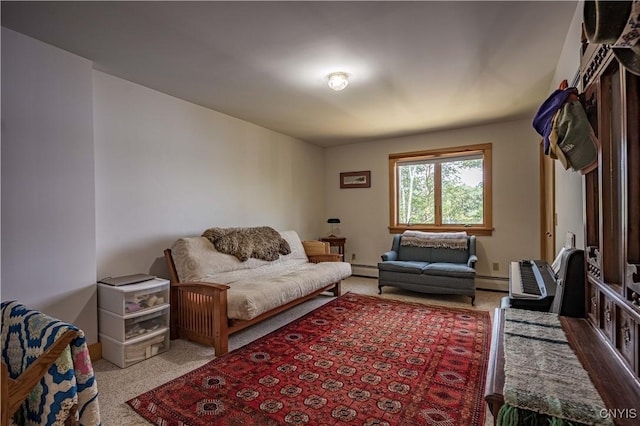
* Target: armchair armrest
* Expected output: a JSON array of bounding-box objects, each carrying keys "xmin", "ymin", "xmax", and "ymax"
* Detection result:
[
  {"xmin": 2, "ymin": 329, "xmax": 78, "ymax": 422},
  {"xmin": 381, "ymin": 251, "xmax": 398, "ymax": 261},
  {"xmin": 172, "ymin": 281, "xmax": 231, "ymax": 293},
  {"xmin": 302, "ymin": 240, "xmax": 330, "ymax": 256},
  {"xmin": 467, "ymin": 254, "xmax": 478, "ymax": 268},
  {"xmin": 0, "ymin": 301, "xmax": 99, "ymax": 426},
  {"xmin": 170, "ymin": 281, "xmax": 230, "ymax": 354},
  {"xmin": 308, "ymin": 254, "xmax": 342, "ymax": 263}
]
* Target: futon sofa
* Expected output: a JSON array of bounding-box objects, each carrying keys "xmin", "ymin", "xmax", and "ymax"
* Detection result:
[
  {"xmin": 164, "ymin": 228, "xmax": 352, "ymax": 355},
  {"xmin": 377, "ymin": 232, "xmax": 477, "ymax": 305}
]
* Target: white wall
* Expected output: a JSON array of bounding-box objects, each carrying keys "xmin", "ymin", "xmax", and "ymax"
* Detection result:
[
  {"xmin": 93, "ymin": 71, "xmax": 326, "ymax": 279},
  {"xmin": 324, "ymin": 118, "xmax": 541, "ymax": 288},
  {"xmin": 1, "ymin": 28, "xmax": 98, "ymax": 341},
  {"xmin": 549, "ymin": 1, "xmax": 586, "ymax": 251},
  {"xmin": 1, "ymin": 30, "xmax": 326, "ymax": 345}
]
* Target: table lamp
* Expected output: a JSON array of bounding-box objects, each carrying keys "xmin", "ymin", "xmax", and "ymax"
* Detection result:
[{"xmin": 327, "ymin": 218, "xmax": 341, "ymax": 237}]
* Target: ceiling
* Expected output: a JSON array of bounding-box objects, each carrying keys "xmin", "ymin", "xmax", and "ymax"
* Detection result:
[{"xmin": 1, "ymin": 1, "xmax": 578, "ymax": 147}]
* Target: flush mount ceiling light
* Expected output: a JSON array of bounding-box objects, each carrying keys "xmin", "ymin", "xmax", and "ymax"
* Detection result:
[{"xmin": 327, "ymin": 72, "xmax": 349, "ymax": 91}]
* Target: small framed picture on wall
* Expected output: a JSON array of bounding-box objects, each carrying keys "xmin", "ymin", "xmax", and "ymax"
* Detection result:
[{"xmin": 340, "ymin": 171, "xmax": 371, "ymax": 188}]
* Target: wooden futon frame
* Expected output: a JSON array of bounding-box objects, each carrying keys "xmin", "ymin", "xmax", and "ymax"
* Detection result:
[{"xmin": 164, "ymin": 243, "xmax": 342, "ymax": 356}]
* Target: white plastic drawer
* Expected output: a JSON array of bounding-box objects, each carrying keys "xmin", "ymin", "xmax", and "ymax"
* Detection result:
[
  {"xmin": 98, "ymin": 278, "xmax": 169, "ymax": 315},
  {"xmin": 99, "ymin": 304, "xmax": 169, "ymax": 341},
  {"xmin": 100, "ymin": 327, "xmax": 169, "ymax": 368}
]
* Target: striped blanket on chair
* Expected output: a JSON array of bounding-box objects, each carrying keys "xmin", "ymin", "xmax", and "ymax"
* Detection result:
[
  {"xmin": 1, "ymin": 301, "xmax": 101, "ymax": 426},
  {"xmin": 400, "ymin": 231, "xmax": 468, "ymax": 249}
]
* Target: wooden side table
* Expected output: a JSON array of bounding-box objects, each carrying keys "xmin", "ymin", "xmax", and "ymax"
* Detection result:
[{"xmin": 320, "ymin": 237, "xmax": 346, "ymax": 259}]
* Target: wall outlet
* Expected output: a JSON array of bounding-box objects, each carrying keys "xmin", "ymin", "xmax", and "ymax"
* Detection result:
[{"xmin": 492, "ymin": 262, "xmax": 500, "ymax": 271}]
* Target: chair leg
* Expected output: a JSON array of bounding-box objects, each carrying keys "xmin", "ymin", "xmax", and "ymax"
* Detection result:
[
  {"xmin": 470, "ymin": 296, "xmax": 475, "ymax": 306},
  {"xmin": 378, "ymin": 285, "xmax": 383, "ymax": 295}
]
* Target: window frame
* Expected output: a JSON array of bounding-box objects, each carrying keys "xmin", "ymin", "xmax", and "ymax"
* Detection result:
[{"xmin": 388, "ymin": 143, "xmax": 493, "ymax": 236}]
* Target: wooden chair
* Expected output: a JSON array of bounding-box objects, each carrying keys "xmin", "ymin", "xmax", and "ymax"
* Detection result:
[
  {"xmin": 301, "ymin": 240, "xmax": 330, "ymax": 255},
  {"xmin": 302, "ymin": 240, "xmax": 343, "ymax": 262},
  {"xmin": 1, "ymin": 329, "xmax": 79, "ymax": 426}
]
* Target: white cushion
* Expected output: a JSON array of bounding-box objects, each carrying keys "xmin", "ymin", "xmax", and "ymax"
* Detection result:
[
  {"xmin": 171, "ymin": 230, "xmax": 308, "ymax": 283},
  {"xmin": 170, "ymin": 229, "xmax": 352, "ymax": 320},
  {"xmin": 226, "ymin": 261, "xmax": 352, "ymax": 320}
]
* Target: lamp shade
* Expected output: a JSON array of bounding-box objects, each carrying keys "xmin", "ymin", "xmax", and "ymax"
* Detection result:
[{"xmin": 327, "ymin": 218, "xmax": 341, "ymax": 237}]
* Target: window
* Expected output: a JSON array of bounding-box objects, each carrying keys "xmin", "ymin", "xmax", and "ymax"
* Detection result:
[{"xmin": 389, "ymin": 143, "xmax": 492, "ymax": 235}]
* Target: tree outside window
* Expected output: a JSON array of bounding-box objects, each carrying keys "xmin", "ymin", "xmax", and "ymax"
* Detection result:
[{"xmin": 389, "ymin": 144, "xmax": 492, "ymax": 235}]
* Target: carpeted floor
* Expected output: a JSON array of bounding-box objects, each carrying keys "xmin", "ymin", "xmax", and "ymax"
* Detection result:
[{"xmin": 93, "ymin": 276, "xmax": 505, "ymax": 425}]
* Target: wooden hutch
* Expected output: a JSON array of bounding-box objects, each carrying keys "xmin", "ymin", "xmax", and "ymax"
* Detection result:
[
  {"xmin": 579, "ymin": 34, "xmax": 640, "ymax": 413},
  {"xmin": 485, "ymin": 31, "xmax": 640, "ymax": 426}
]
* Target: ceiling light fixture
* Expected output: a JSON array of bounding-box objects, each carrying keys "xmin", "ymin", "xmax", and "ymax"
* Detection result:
[{"xmin": 327, "ymin": 72, "xmax": 349, "ymax": 91}]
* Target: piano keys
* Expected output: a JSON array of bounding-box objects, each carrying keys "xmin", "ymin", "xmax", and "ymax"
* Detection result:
[
  {"xmin": 509, "ymin": 260, "xmax": 557, "ymax": 311},
  {"xmin": 507, "ymin": 248, "xmax": 585, "ymax": 317},
  {"xmin": 509, "ymin": 259, "xmax": 557, "ymax": 299}
]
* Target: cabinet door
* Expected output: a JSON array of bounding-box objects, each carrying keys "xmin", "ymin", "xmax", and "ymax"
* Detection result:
[
  {"xmin": 602, "ymin": 295, "xmax": 615, "ymax": 344},
  {"xmin": 587, "ymin": 279, "xmax": 600, "ymax": 327},
  {"xmin": 624, "ymin": 70, "xmax": 640, "ymax": 300},
  {"xmin": 616, "ymin": 307, "xmax": 637, "ymax": 374},
  {"xmin": 598, "ymin": 62, "xmax": 623, "ymax": 288},
  {"xmin": 583, "ymin": 82, "xmax": 601, "ymax": 280}
]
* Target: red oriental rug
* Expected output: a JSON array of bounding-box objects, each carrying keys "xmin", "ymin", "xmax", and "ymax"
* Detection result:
[{"xmin": 127, "ymin": 293, "xmax": 491, "ymax": 425}]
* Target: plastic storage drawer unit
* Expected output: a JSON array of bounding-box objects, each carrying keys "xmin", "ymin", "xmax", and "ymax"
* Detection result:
[
  {"xmin": 100, "ymin": 328, "xmax": 170, "ymax": 368},
  {"xmin": 99, "ymin": 304, "xmax": 170, "ymax": 341},
  {"xmin": 98, "ymin": 278, "xmax": 169, "ymax": 315}
]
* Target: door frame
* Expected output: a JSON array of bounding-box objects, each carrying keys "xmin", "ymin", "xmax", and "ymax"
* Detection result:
[{"xmin": 540, "ymin": 140, "xmax": 556, "ymax": 263}]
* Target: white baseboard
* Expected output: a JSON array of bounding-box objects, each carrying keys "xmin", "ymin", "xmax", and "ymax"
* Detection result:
[{"xmin": 476, "ymin": 276, "xmax": 509, "ymax": 292}]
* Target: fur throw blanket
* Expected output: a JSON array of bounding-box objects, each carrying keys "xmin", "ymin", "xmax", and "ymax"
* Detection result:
[{"xmin": 202, "ymin": 226, "xmax": 291, "ymax": 262}]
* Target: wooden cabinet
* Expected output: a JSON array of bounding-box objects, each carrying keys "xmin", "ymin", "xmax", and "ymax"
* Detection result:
[
  {"xmin": 483, "ymin": 33, "xmax": 640, "ymax": 425},
  {"xmin": 581, "ymin": 39, "xmax": 640, "ymax": 388}
]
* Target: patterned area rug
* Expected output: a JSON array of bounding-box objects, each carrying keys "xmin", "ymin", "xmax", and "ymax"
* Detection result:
[{"xmin": 127, "ymin": 293, "xmax": 491, "ymax": 425}]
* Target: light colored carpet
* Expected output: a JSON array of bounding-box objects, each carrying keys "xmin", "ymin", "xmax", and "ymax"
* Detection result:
[{"xmin": 93, "ymin": 276, "xmax": 504, "ymax": 425}]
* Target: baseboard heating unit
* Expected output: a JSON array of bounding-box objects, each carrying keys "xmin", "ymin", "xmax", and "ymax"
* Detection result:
[
  {"xmin": 350, "ymin": 265, "xmax": 508, "ymax": 292},
  {"xmin": 476, "ymin": 275, "xmax": 508, "ymax": 292},
  {"xmin": 351, "ymin": 264, "xmax": 379, "ymax": 278}
]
